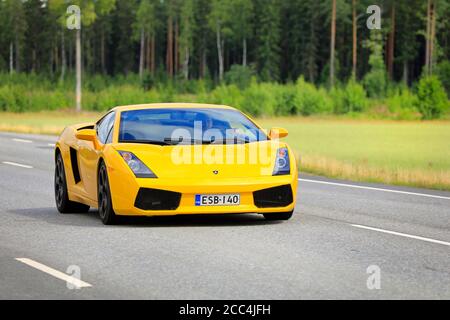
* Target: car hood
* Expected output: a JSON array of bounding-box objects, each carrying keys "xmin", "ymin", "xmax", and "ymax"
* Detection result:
[{"xmin": 113, "ymin": 141, "xmax": 288, "ymax": 179}]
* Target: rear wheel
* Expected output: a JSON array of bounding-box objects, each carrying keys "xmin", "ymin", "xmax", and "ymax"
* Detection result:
[
  {"xmin": 263, "ymin": 211, "xmax": 293, "ymax": 221},
  {"xmin": 55, "ymin": 153, "xmax": 90, "ymax": 214},
  {"xmin": 98, "ymin": 161, "xmax": 117, "ymax": 225}
]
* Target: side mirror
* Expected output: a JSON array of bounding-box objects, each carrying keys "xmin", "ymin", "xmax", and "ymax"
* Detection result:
[
  {"xmin": 268, "ymin": 127, "xmax": 289, "ymax": 139},
  {"xmin": 76, "ymin": 129, "xmax": 97, "ymax": 142}
]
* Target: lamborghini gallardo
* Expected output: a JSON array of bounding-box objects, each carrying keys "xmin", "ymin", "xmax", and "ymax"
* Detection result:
[{"xmin": 54, "ymin": 104, "xmax": 298, "ymax": 224}]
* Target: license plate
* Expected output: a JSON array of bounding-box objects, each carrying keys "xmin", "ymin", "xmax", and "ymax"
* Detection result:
[{"xmin": 195, "ymin": 194, "xmax": 240, "ymax": 206}]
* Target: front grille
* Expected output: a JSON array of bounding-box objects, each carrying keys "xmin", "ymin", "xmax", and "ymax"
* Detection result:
[
  {"xmin": 253, "ymin": 185, "xmax": 293, "ymax": 208},
  {"xmin": 134, "ymin": 188, "xmax": 181, "ymax": 211}
]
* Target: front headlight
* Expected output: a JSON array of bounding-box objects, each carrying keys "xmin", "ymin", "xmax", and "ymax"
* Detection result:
[
  {"xmin": 273, "ymin": 147, "xmax": 291, "ymax": 176},
  {"xmin": 118, "ymin": 151, "xmax": 157, "ymax": 178}
]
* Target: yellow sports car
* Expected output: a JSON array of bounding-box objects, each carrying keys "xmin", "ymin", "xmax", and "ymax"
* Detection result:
[{"xmin": 54, "ymin": 103, "xmax": 298, "ymax": 224}]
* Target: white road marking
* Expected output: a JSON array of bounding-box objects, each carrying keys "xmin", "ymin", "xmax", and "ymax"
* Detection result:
[
  {"xmin": 15, "ymin": 258, "xmax": 92, "ymax": 288},
  {"xmin": 2, "ymin": 161, "xmax": 33, "ymax": 169},
  {"xmin": 298, "ymin": 178, "xmax": 450, "ymax": 200},
  {"xmin": 351, "ymin": 224, "xmax": 450, "ymax": 247},
  {"xmin": 12, "ymin": 138, "xmax": 33, "ymax": 143},
  {"xmin": 48, "ymin": 143, "xmax": 56, "ymax": 147}
]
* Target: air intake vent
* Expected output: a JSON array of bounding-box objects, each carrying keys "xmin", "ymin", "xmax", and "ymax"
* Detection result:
[
  {"xmin": 134, "ymin": 188, "xmax": 181, "ymax": 211},
  {"xmin": 253, "ymin": 185, "xmax": 293, "ymax": 208},
  {"xmin": 69, "ymin": 147, "xmax": 81, "ymax": 184}
]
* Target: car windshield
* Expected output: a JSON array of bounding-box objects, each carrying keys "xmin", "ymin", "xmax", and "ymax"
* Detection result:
[{"xmin": 119, "ymin": 108, "xmax": 268, "ymax": 145}]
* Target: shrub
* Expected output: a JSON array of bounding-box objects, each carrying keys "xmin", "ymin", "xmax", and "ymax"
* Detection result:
[
  {"xmin": 0, "ymin": 86, "xmax": 18, "ymax": 111},
  {"xmin": 344, "ymin": 80, "xmax": 368, "ymax": 113},
  {"xmin": 294, "ymin": 77, "xmax": 333, "ymax": 116},
  {"xmin": 436, "ymin": 61, "xmax": 450, "ymax": 96},
  {"xmin": 331, "ymin": 80, "xmax": 368, "ymax": 114},
  {"xmin": 363, "ymin": 31, "xmax": 387, "ymax": 98},
  {"xmin": 209, "ymin": 84, "xmax": 244, "ymax": 109},
  {"xmin": 241, "ymin": 82, "xmax": 276, "ymax": 116},
  {"xmin": 386, "ymin": 88, "xmax": 420, "ymax": 120},
  {"xmin": 363, "ymin": 67, "xmax": 387, "ymax": 98},
  {"xmin": 329, "ymin": 86, "xmax": 345, "ymax": 114},
  {"xmin": 85, "ymin": 74, "xmax": 109, "ymax": 92},
  {"xmin": 224, "ymin": 65, "xmax": 255, "ymax": 90},
  {"xmin": 141, "ymin": 72, "xmax": 155, "ymax": 91},
  {"xmin": 25, "ymin": 89, "xmax": 70, "ymax": 111},
  {"xmin": 416, "ymin": 76, "xmax": 449, "ymax": 119},
  {"xmin": 273, "ymin": 84, "xmax": 298, "ymax": 115},
  {"xmin": 387, "ymin": 87, "xmax": 418, "ymax": 111}
]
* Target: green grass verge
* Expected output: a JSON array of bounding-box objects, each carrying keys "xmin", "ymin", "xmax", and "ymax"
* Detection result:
[
  {"xmin": 0, "ymin": 111, "xmax": 102, "ymax": 135},
  {"xmin": 260, "ymin": 117, "xmax": 450, "ymax": 191},
  {"xmin": 1, "ymin": 111, "xmax": 449, "ymax": 191}
]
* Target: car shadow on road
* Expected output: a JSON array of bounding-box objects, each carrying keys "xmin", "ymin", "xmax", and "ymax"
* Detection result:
[{"xmin": 8, "ymin": 207, "xmax": 282, "ymax": 228}]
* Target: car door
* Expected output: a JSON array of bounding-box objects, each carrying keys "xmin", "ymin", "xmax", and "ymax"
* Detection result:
[{"xmin": 78, "ymin": 112, "xmax": 116, "ymax": 201}]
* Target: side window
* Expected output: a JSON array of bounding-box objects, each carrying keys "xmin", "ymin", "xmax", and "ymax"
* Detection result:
[
  {"xmin": 97, "ymin": 112, "xmax": 116, "ymax": 144},
  {"xmin": 105, "ymin": 123, "xmax": 114, "ymax": 144}
]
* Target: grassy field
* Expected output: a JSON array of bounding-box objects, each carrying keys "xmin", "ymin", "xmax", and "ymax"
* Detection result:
[
  {"xmin": 0, "ymin": 111, "xmax": 101, "ymax": 135},
  {"xmin": 1, "ymin": 111, "xmax": 449, "ymax": 191},
  {"xmin": 260, "ymin": 117, "xmax": 450, "ymax": 191}
]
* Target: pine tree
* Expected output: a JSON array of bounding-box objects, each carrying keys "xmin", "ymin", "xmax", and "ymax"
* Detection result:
[
  {"xmin": 135, "ymin": 0, "xmax": 159, "ymax": 79},
  {"xmin": 229, "ymin": 0, "xmax": 253, "ymax": 67},
  {"xmin": 255, "ymin": 0, "xmax": 281, "ymax": 82},
  {"xmin": 1, "ymin": 0, "xmax": 27, "ymax": 73},
  {"xmin": 179, "ymin": 0, "xmax": 195, "ymax": 79},
  {"xmin": 208, "ymin": 0, "xmax": 232, "ymax": 82}
]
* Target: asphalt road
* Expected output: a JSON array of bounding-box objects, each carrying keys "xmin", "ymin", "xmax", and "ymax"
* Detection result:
[{"xmin": 0, "ymin": 131, "xmax": 449, "ymax": 300}]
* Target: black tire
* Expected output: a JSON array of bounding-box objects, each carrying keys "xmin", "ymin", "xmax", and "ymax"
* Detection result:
[
  {"xmin": 55, "ymin": 153, "xmax": 90, "ymax": 214},
  {"xmin": 263, "ymin": 211, "xmax": 294, "ymax": 221},
  {"xmin": 98, "ymin": 161, "xmax": 117, "ymax": 225}
]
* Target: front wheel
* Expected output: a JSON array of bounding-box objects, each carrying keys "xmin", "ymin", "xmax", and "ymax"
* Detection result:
[
  {"xmin": 98, "ymin": 161, "xmax": 117, "ymax": 225},
  {"xmin": 263, "ymin": 211, "xmax": 294, "ymax": 221}
]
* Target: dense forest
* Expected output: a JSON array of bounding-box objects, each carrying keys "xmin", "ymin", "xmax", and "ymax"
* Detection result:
[{"xmin": 0, "ymin": 0, "xmax": 449, "ymax": 119}]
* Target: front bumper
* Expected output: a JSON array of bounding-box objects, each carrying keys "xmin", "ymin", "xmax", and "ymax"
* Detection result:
[{"xmin": 108, "ymin": 170, "xmax": 297, "ymax": 216}]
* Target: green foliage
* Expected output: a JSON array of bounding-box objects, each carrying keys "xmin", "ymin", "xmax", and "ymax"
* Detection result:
[
  {"xmin": 416, "ymin": 76, "xmax": 449, "ymax": 120},
  {"xmin": 386, "ymin": 87, "xmax": 420, "ymax": 120},
  {"xmin": 1, "ymin": 71, "xmax": 450, "ymax": 121},
  {"xmin": 208, "ymin": 0, "xmax": 232, "ymax": 36},
  {"xmin": 142, "ymin": 72, "xmax": 155, "ymax": 91},
  {"xmin": 241, "ymin": 82, "xmax": 277, "ymax": 116},
  {"xmin": 0, "ymin": 84, "xmax": 71, "ymax": 112},
  {"xmin": 273, "ymin": 84, "xmax": 298, "ymax": 115},
  {"xmin": 179, "ymin": 0, "xmax": 195, "ymax": 79},
  {"xmin": 0, "ymin": 86, "xmax": 19, "ymax": 111},
  {"xmin": 436, "ymin": 61, "xmax": 450, "ymax": 96},
  {"xmin": 255, "ymin": 0, "xmax": 281, "ymax": 81},
  {"xmin": 363, "ymin": 31, "xmax": 387, "ymax": 98},
  {"xmin": 0, "ymin": 0, "xmax": 448, "ymax": 92},
  {"xmin": 209, "ymin": 84, "xmax": 243, "ymax": 109},
  {"xmin": 135, "ymin": 0, "xmax": 158, "ymax": 38},
  {"xmin": 224, "ymin": 65, "xmax": 254, "ymax": 90},
  {"xmin": 332, "ymin": 80, "xmax": 368, "ymax": 114},
  {"xmin": 294, "ymin": 77, "xmax": 333, "ymax": 116},
  {"xmin": 229, "ymin": 0, "xmax": 253, "ymax": 42}
]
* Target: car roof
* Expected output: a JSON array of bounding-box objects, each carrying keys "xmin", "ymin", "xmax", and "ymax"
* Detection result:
[{"xmin": 112, "ymin": 103, "xmax": 237, "ymax": 112}]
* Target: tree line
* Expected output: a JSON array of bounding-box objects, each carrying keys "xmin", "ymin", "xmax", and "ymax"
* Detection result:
[
  {"xmin": 0, "ymin": 0, "xmax": 449, "ymax": 112},
  {"xmin": 1, "ymin": 0, "xmax": 449, "ymax": 82}
]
